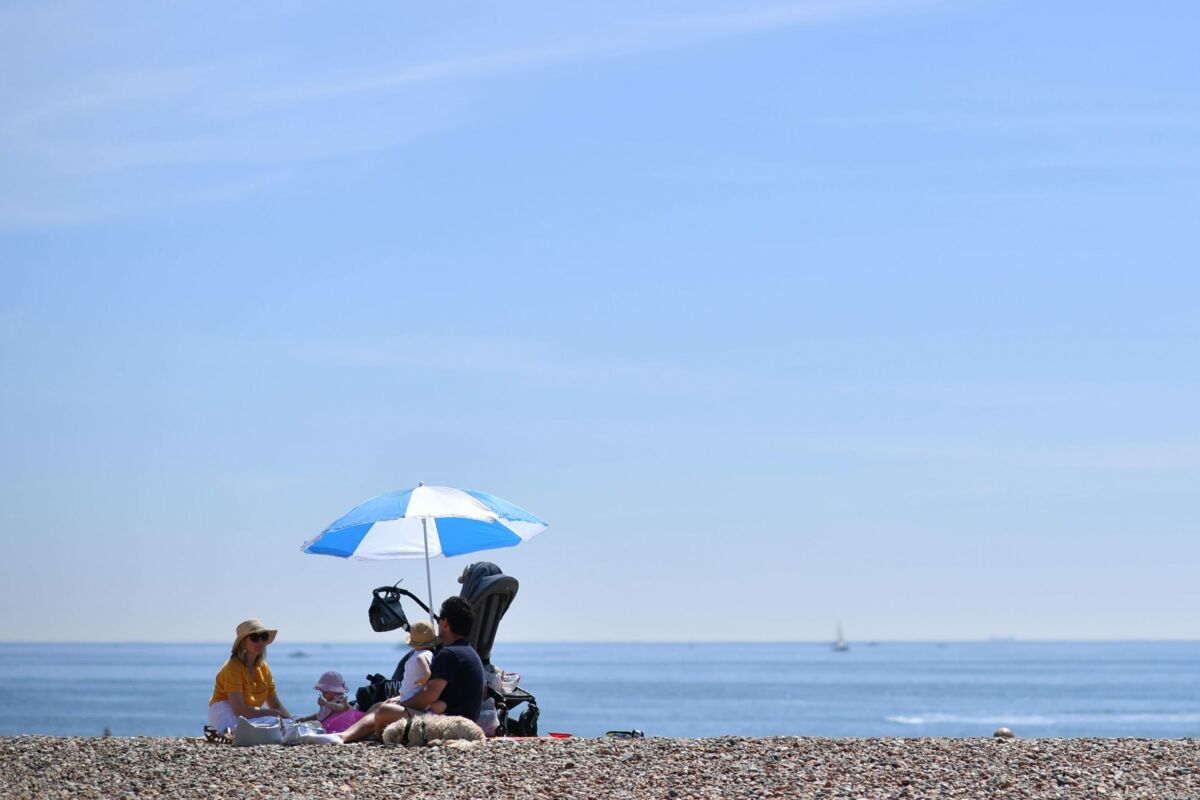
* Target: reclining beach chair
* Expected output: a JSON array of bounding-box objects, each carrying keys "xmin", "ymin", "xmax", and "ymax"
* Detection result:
[
  {"xmin": 457, "ymin": 562, "xmax": 539, "ymax": 736},
  {"xmin": 457, "ymin": 561, "xmax": 513, "ymax": 668}
]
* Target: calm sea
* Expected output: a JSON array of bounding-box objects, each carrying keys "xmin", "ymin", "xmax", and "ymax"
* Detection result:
[{"xmin": 0, "ymin": 642, "xmax": 1197, "ymax": 739}]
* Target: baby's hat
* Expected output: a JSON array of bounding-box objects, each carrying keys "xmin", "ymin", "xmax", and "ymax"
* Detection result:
[{"xmin": 314, "ymin": 670, "xmax": 348, "ymax": 695}]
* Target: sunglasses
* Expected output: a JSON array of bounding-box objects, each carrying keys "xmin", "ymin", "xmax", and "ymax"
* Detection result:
[{"xmin": 246, "ymin": 632, "xmax": 271, "ymax": 643}]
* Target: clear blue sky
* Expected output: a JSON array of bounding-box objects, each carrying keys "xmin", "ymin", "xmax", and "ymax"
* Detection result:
[{"xmin": 2, "ymin": 0, "xmax": 1197, "ymax": 642}]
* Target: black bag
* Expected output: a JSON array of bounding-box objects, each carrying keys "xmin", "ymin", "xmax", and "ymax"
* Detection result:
[
  {"xmin": 505, "ymin": 698, "xmax": 539, "ymax": 737},
  {"xmin": 368, "ymin": 585, "xmax": 410, "ymax": 633},
  {"xmin": 354, "ymin": 673, "xmax": 405, "ymax": 710},
  {"xmin": 354, "ymin": 650, "xmax": 416, "ymax": 710}
]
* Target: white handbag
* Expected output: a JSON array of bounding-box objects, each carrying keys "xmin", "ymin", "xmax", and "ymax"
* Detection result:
[{"xmin": 233, "ymin": 716, "xmax": 283, "ymax": 747}]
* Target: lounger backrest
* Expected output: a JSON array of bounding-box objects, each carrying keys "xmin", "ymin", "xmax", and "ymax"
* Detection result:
[
  {"xmin": 458, "ymin": 562, "xmax": 518, "ymax": 667},
  {"xmin": 459, "ymin": 561, "xmax": 503, "ymax": 599}
]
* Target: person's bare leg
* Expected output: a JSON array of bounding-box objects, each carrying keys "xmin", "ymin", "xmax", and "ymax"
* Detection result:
[
  {"xmin": 338, "ymin": 701, "xmax": 410, "ymax": 743},
  {"xmin": 338, "ymin": 711, "xmax": 377, "ymax": 743},
  {"xmin": 373, "ymin": 704, "xmax": 411, "ymax": 738}
]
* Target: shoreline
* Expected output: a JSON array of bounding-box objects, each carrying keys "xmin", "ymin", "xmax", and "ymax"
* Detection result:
[{"xmin": 4, "ymin": 735, "xmax": 1198, "ymax": 799}]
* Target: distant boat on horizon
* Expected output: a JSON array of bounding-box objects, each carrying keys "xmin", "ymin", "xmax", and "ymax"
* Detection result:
[{"xmin": 833, "ymin": 623, "xmax": 849, "ymax": 652}]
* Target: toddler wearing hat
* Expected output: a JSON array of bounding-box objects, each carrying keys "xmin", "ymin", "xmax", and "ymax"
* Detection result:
[
  {"xmin": 297, "ymin": 671, "xmax": 364, "ymax": 734},
  {"xmin": 395, "ymin": 620, "xmax": 445, "ymax": 710}
]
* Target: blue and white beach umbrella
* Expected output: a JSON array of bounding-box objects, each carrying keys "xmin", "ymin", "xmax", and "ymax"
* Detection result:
[{"xmin": 302, "ymin": 484, "xmax": 548, "ymax": 617}]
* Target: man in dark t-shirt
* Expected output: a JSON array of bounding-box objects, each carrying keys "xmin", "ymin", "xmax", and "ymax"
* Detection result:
[
  {"xmin": 403, "ymin": 596, "xmax": 485, "ymax": 722},
  {"xmin": 403, "ymin": 597, "xmax": 487, "ymax": 724},
  {"xmin": 337, "ymin": 596, "xmax": 485, "ymax": 743}
]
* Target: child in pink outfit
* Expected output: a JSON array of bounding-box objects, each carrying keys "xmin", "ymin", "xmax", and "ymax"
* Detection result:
[{"xmin": 297, "ymin": 671, "xmax": 364, "ymax": 734}]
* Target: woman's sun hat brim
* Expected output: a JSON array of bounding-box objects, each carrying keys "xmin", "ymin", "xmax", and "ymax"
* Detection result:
[{"xmin": 232, "ymin": 618, "xmax": 278, "ymax": 651}]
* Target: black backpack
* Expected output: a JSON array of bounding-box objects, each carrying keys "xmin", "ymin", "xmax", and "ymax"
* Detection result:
[{"xmin": 354, "ymin": 650, "xmax": 416, "ymax": 710}]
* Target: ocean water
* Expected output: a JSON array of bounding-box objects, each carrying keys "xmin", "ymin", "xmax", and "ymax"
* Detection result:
[{"xmin": 0, "ymin": 641, "xmax": 1196, "ymax": 739}]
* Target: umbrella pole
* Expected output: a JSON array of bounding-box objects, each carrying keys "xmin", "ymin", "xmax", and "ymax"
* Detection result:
[{"xmin": 421, "ymin": 517, "xmax": 435, "ymax": 624}]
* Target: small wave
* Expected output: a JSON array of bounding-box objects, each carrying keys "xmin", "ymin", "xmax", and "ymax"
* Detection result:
[{"xmin": 886, "ymin": 712, "xmax": 1200, "ymax": 726}]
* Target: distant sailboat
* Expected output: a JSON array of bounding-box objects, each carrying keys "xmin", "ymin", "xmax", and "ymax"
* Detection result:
[{"xmin": 833, "ymin": 623, "xmax": 849, "ymax": 652}]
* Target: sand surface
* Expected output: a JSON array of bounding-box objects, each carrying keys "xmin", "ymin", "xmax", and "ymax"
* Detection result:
[{"xmin": 3, "ymin": 735, "xmax": 1197, "ymax": 799}]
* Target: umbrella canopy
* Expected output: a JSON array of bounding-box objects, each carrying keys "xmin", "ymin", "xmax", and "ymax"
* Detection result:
[{"xmin": 301, "ymin": 484, "xmax": 548, "ymax": 619}]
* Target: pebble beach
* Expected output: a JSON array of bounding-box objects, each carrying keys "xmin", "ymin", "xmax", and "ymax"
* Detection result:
[{"xmin": 3, "ymin": 735, "xmax": 1197, "ymax": 799}]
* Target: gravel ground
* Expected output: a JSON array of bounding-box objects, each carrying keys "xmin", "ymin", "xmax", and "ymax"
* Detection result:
[{"xmin": 2, "ymin": 735, "xmax": 1197, "ymax": 799}]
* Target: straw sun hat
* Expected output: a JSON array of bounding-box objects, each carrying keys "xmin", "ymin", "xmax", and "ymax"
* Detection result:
[
  {"xmin": 405, "ymin": 620, "xmax": 440, "ymax": 650},
  {"xmin": 232, "ymin": 618, "xmax": 278, "ymax": 652}
]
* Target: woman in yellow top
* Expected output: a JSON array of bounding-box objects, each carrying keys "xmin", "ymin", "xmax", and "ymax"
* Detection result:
[{"xmin": 206, "ymin": 618, "xmax": 293, "ymax": 736}]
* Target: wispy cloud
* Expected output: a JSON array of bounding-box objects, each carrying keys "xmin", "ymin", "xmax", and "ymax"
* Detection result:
[
  {"xmin": 242, "ymin": 0, "xmax": 911, "ymax": 109},
  {"xmin": 1, "ymin": 1, "xmax": 916, "ymax": 177}
]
